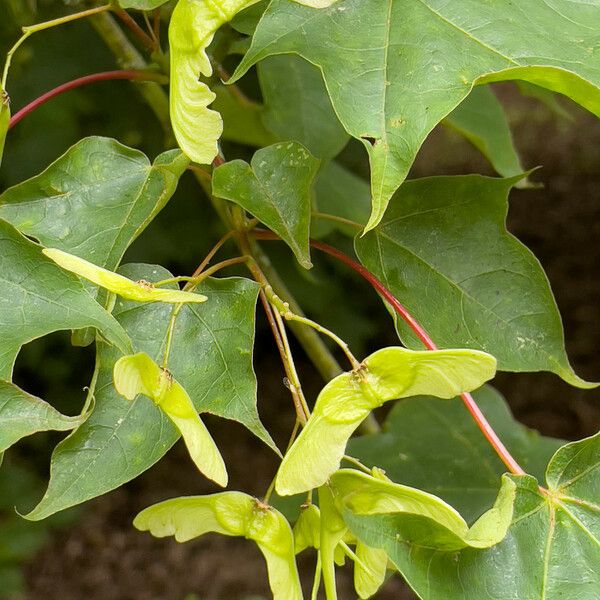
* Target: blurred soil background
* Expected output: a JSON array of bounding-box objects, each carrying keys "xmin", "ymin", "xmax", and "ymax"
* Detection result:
[{"xmin": 0, "ymin": 2, "xmax": 599, "ymax": 599}]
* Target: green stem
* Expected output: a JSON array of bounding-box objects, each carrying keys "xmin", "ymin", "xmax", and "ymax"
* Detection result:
[
  {"xmin": 263, "ymin": 419, "xmax": 300, "ymax": 503},
  {"xmin": 161, "ymin": 256, "xmax": 250, "ymax": 367},
  {"xmin": 267, "ymin": 286, "xmax": 361, "ymax": 371},
  {"xmin": 310, "ymin": 553, "xmax": 322, "ymax": 600},
  {"xmin": 342, "ymin": 455, "xmax": 372, "ymax": 474},
  {"xmin": 82, "ymin": 357, "xmax": 101, "ymax": 415},
  {"xmin": 259, "ymin": 290, "xmax": 309, "ymax": 425},
  {"xmin": 2, "ymin": 4, "xmax": 112, "ymax": 89},
  {"xmin": 311, "ymin": 211, "xmax": 362, "ymax": 230}
]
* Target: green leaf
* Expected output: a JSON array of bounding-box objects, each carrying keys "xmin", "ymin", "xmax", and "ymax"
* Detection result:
[
  {"xmin": 26, "ymin": 264, "xmax": 274, "ymax": 520},
  {"xmin": 355, "ymin": 174, "xmax": 595, "ymax": 388},
  {"xmin": 168, "ymin": 0, "xmax": 260, "ymax": 164},
  {"xmin": 276, "ymin": 346, "xmax": 496, "ymax": 496},
  {"xmin": 444, "ymin": 87, "xmax": 526, "ymax": 180},
  {"xmin": 346, "ymin": 433, "xmax": 600, "ymax": 600},
  {"xmin": 0, "ymin": 89, "xmax": 8, "ymax": 167},
  {"xmin": 43, "ymin": 248, "xmax": 208, "ymax": 304},
  {"xmin": 312, "ymin": 161, "xmax": 370, "ymax": 237},
  {"xmin": 213, "ymin": 85, "xmax": 277, "ymax": 147},
  {"xmin": 516, "ymin": 82, "xmax": 573, "ymax": 121},
  {"xmin": 233, "ymin": 0, "xmax": 600, "ymax": 230},
  {"xmin": 0, "ymin": 381, "xmax": 88, "ymax": 453},
  {"xmin": 134, "ymin": 492, "xmax": 303, "ymax": 600},
  {"xmin": 0, "ymin": 219, "xmax": 130, "ymax": 379},
  {"xmin": 231, "ymin": 1, "xmax": 268, "ymax": 35},
  {"xmin": 258, "ymin": 55, "xmax": 349, "ymax": 159},
  {"xmin": 114, "ymin": 352, "xmax": 228, "ymax": 487},
  {"xmin": 0, "ymin": 138, "xmax": 188, "ymax": 281},
  {"xmin": 349, "ymin": 386, "xmax": 563, "ymax": 522},
  {"xmin": 213, "ymin": 142, "xmax": 320, "ymax": 268}
]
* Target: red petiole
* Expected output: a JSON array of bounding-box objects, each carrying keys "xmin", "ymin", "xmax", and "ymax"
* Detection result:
[
  {"xmin": 8, "ymin": 70, "xmax": 166, "ymax": 130},
  {"xmin": 253, "ymin": 229, "xmax": 526, "ymax": 477}
]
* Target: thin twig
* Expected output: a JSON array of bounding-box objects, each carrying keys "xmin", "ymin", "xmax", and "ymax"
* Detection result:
[{"xmin": 114, "ymin": 9, "xmax": 156, "ymax": 51}]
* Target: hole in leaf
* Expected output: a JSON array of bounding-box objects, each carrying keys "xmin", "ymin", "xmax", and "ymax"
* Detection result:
[{"xmin": 361, "ymin": 136, "xmax": 377, "ymax": 146}]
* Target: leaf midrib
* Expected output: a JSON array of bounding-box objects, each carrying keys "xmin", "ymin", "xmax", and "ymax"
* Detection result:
[{"xmin": 373, "ymin": 228, "xmax": 565, "ymax": 373}]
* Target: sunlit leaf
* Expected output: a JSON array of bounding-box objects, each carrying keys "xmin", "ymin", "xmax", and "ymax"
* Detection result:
[
  {"xmin": 349, "ymin": 386, "xmax": 563, "ymax": 521},
  {"xmin": 213, "ymin": 142, "xmax": 319, "ymax": 268},
  {"xmin": 134, "ymin": 492, "xmax": 303, "ymax": 600},
  {"xmin": 355, "ymin": 174, "xmax": 595, "ymax": 388},
  {"xmin": 275, "ymin": 346, "xmax": 496, "ymax": 495},
  {"xmin": 233, "ymin": 0, "xmax": 600, "ymax": 230},
  {"xmin": 0, "ymin": 220, "xmax": 130, "ymax": 379},
  {"xmin": 114, "ymin": 352, "xmax": 227, "ymax": 486},
  {"xmin": 346, "ymin": 434, "xmax": 600, "ymax": 600},
  {"xmin": 168, "ymin": 0, "xmax": 260, "ymax": 164},
  {"xmin": 25, "ymin": 265, "xmax": 273, "ymax": 520},
  {"xmin": 43, "ymin": 248, "xmax": 207, "ymax": 304},
  {"xmin": 0, "ymin": 381, "xmax": 88, "ymax": 453}
]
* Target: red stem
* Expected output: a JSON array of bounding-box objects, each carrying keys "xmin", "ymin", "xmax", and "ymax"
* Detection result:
[
  {"xmin": 114, "ymin": 9, "xmax": 156, "ymax": 51},
  {"xmin": 9, "ymin": 70, "xmax": 164, "ymax": 129},
  {"xmin": 253, "ymin": 230, "xmax": 526, "ymax": 476}
]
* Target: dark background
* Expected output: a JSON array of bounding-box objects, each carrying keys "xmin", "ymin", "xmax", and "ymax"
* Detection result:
[{"xmin": 0, "ymin": 2, "xmax": 598, "ymax": 598}]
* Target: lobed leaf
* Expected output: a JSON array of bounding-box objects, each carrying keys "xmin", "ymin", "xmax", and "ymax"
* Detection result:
[
  {"xmin": 0, "ymin": 220, "xmax": 130, "ymax": 379},
  {"xmin": 134, "ymin": 492, "xmax": 303, "ymax": 600},
  {"xmin": 43, "ymin": 248, "xmax": 207, "ymax": 304},
  {"xmin": 26, "ymin": 265, "xmax": 273, "ymax": 520},
  {"xmin": 355, "ymin": 174, "xmax": 595, "ymax": 388},
  {"xmin": 114, "ymin": 352, "xmax": 227, "ymax": 487},
  {"xmin": 275, "ymin": 346, "xmax": 496, "ymax": 495},
  {"xmin": 213, "ymin": 142, "xmax": 320, "ymax": 268},
  {"xmin": 0, "ymin": 138, "xmax": 188, "ymax": 289},
  {"xmin": 349, "ymin": 386, "xmax": 563, "ymax": 521},
  {"xmin": 232, "ymin": 0, "xmax": 600, "ymax": 230},
  {"xmin": 346, "ymin": 433, "xmax": 600, "ymax": 600},
  {"xmin": 168, "ymin": 0, "xmax": 260, "ymax": 164},
  {"xmin": 0, "ymin": 381, "xmax": 88, "ymax": 453}
]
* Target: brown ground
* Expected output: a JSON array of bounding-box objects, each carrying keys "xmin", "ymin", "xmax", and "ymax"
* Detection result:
[{"xmin": 20, "ymin": 87, "xmax": 600, "ymax": 600}]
